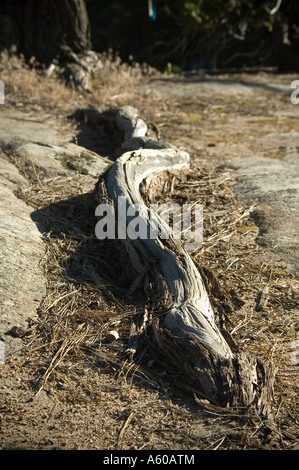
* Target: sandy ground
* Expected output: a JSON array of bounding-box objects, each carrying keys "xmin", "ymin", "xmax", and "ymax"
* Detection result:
[{"xmin": 0, "ymin": 66, "xmax": 298, "ymax": 451}]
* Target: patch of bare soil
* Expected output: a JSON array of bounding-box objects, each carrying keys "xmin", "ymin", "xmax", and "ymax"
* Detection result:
[{"xmin": 0, "ymin": 56, "xmax": 298, "ymax": 451}]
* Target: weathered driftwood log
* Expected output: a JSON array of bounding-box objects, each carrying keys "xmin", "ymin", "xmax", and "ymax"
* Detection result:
[{"xmin": 94, "ymin": 107, "xmax": 275, "ymax": 413}]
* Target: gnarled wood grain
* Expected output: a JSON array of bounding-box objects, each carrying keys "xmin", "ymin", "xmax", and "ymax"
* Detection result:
[{"xmin": 94, "ymin": 107, "xmax": 275, "ymax": 412}]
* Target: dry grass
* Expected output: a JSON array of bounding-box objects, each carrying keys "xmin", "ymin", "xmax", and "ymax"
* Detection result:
[
  {"xmin": 0, "ymin": 47, "xmax": 161, "ymax": 111},
  {"xmin": 16, "ymin": 174, "xmax": 142, "ymax": 396},
  {"xmin": 1, "ymin": 50, "xmax": 298, "ymax": 450},
  {"xmin": 0, "ymin": 47, "xmax": 77, "ymax": 107},
  {"xmin": 17, "ymin": 161, "xmax": 298, "ymax": 448}
]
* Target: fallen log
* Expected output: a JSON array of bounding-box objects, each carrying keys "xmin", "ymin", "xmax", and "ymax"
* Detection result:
[{"xmin": 94, "ymin": 107, "xmax": 275, "ymax": 413}]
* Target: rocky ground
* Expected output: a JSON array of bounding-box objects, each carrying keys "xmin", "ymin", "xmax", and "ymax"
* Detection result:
[{"xmin": 0, "ymin": 55, "xmax": 298, "ymax": 451}]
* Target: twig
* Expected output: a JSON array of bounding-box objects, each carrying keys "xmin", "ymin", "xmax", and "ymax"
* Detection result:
[
  {"xmin": 30, "ymin": 158, "xmax": 45, "ymax": 190},
  {"xmin": 116, "ymin": 411, "xmax": 135, "ymax": 449}
]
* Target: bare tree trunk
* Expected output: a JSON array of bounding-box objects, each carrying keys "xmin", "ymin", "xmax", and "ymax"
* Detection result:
[
  {"xmin": 6, "ymin": 0, "xmax": 91, "ymax": 66},
  {"xmin": 94, "ymin": 107, "xmax": 276, "ymax": 414}
]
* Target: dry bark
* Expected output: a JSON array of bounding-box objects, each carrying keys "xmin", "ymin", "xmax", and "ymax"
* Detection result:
[
  {"xmin": 94, "ymin": 106, "xmax": 275, "ymax": 413},
  {"xmin": 6, "ymin": 0, "xmax": 91, "ymax": 66}
]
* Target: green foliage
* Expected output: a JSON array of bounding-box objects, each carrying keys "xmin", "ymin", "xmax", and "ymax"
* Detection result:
[
  {"xmin": 85, "ymin": 0, "xmax": 152, "ymax": 59},
  {"xmin": 83, "ymin": 0, "xmax": 298, "ymax": 71},
  {"xmin": 2, "ymin": 0, "xmax": 297, "ymax": 71}
]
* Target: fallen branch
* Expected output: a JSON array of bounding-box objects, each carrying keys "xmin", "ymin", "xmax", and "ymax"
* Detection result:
[{"xmin": 94, "ymin": 106, "xmax": 275, "ymax": 413}]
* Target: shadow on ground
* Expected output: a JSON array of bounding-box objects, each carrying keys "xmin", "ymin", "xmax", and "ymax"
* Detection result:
[
  {"xmin": 151, "ymin": 72, "xmax": 293, "ymax": 96},
  {"xmin": 68, "ymin": 107, "xmax": 120, "ymax": 158}
]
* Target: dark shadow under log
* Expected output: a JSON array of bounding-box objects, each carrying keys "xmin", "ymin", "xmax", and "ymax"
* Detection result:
[{"xmin": 94, "ymin": 107, "xmax": 276, "ymax": 415}]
